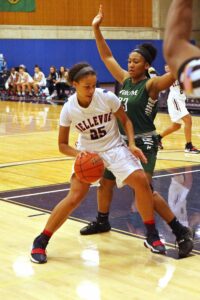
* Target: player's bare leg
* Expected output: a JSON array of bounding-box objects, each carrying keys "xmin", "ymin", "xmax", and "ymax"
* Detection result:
[
  {"xmin": 124, "ymin": 170, "xmax": 166, "ymax": 254},
  {"xmin": 159, "ymin": 122, "xmax": 181, "ymax": 141},
  {"xmin": 30, "ymin": 174, "xmax": 90, "ymax": 263},
  {"xmin": 80, "ymin": 177, "xmax": 114, "ymax": 235}
]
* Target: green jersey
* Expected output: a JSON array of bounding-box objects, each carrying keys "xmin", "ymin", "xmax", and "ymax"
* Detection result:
[{"xmin": 118, "ymin": 77, "xmax": 158, "ymax": 135}]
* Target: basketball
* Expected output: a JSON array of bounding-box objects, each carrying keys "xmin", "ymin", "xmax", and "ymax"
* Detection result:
[{"xmin": 74, "ymin": 152, "xmax": 105, "ymax": 183}]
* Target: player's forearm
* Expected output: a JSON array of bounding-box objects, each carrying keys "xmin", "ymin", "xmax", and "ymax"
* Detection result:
[
  {"xmin": 165, "ymin": 0, "xmax": 193, "ymax": 44},
  {"xmin": 59, "ymin": 143, "xmax": 80, "ymax": 157},
  {"xmin": 93, "ymin": 25, "xmax": 113, "ymax": 61},
  {"xmin": 123, "ymin": 119, "xmax": 135, "ymax": 147}
]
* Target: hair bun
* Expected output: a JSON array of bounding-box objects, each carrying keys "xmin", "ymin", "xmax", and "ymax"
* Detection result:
[{"xmin": 140, "ymin": 43, "xmax": 157, "ymax": 62}]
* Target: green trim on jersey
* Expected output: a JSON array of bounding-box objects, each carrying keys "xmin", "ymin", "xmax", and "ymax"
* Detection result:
[{"xmin": 118, "ymin": 78, "xmax": 158, "ymax": 135}]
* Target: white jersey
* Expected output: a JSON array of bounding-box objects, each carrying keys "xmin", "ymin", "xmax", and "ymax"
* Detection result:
[
  {"xmin": 34, "ymin": 71, "xmax": 46, "ymax": 86},
  {"xmin": 18, "ymin": 71, "xmax": 33, "ymax": 83},
  {"xmin": 60, "ymin": 88, "xmax": 124, "ymax": 152},
  {"xmin": 5, "ymin": 71, "xmax": 18, "ymax": 89}
]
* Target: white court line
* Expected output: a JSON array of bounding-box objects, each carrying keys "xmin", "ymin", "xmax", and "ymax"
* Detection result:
[
  {"xmin": 153, "ymin": 169, "xmax": 200, "ymax": 178},
  {"xmin": 5, "ymin": 188, "xmax": 70, "ymax": 199},
  {"xmin": 0, "ymin": 129, "xmax": 76, "ymax": 138},
  {"xmin": 4, "ymin": 185, "xmax": 96, "ymax": 200},
  {"xmin": 0, "ymin": 131, "xmax": 56, "ymax": 138},
  {"xmin": 0, "ymin": 156, "xmax": 74, "ymax": 168},
  {"xmin": 2, "ymin": 170, "xmax": 200, "ymax": 200}
]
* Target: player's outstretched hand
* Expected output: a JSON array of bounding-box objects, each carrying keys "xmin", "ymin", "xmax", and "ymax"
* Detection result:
[
  {"xmin": 129, "ymin": 145, "xmax": 147, "ymax": 164},
  {"xmin": 92, "ymin": 4, "xmax": 104, "ymax": 28}
]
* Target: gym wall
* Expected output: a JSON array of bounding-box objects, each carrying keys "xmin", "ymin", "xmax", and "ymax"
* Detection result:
[
  {"xmin": 0, "ymin": 0, "xmax": 199, "ymax": 82},
  {"xmin": 0, "ymin": 39, "xmax": 165, "ymax": 82},
  {"xmin": 0, "ymin": 0, "xmax": 152, "ymax": 27}
]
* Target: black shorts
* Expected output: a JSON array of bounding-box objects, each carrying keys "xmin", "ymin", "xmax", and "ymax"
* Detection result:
[{"xmin": 178, "ymin": 57, "xmax": 200, "ymax": 98}]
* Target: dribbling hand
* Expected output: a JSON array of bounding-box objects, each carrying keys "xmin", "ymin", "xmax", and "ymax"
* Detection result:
[{"xmin": 129, "ymin": 145, "xmax": 147, "ymax": 164}]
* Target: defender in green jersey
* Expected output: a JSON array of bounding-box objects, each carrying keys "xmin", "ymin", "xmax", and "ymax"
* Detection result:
[
  {"xmin": 118, "ymin": 77, "xmax": 158, "ymax": 175},
  {"xmin": 80, "ymin": 5, "xmax": 194, "ymax": 258}
]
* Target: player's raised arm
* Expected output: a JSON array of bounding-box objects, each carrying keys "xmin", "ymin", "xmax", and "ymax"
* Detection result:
[{"xmin": 92, "ymin": 5, "xmax": 128, "ymax": 84}]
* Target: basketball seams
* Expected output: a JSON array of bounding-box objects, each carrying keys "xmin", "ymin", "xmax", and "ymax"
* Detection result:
[
  {"xmin": 76, "ymin": 163, "xmax": 104, "ymax": 171},
  {"xmin": 79, "ymin": 154, "xmax": 102, "ymax": 167},
  {"xmin": 78, "ymin": 156, "xmax": 93, "ymax": 166},
  {"xmin": 74, "ymin": 152, "xmax": 104, "ymax": 183}
]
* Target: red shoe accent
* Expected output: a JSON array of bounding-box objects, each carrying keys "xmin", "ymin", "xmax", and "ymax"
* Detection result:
[
  {"xmin": 144, "ymin": 219, "xmax": 155, "ymax": 225},
  {"xmin": 31, "ymin": 248, "xmax": 46, "ymax": 254},
  {"xmin": 43, "ymin": 229, "xmax": 52, "ymax": 237},
  {"xmin": 152, "ymin": 240, "xmax": 163, "ymax": 247}
]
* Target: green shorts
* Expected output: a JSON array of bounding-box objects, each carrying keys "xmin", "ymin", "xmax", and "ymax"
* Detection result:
[{"xmin": 103, "ymin": 135, "xmax": 158, "ymax": 180}]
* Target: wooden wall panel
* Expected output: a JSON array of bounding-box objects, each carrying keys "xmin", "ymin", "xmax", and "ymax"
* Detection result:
[{"xmin": 0, "ymin": 0, "xmax": 152, "ymax": 27}]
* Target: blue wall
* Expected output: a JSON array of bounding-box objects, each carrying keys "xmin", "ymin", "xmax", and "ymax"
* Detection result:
[{"xmin": 0, "ymin": 39, "xmax": 166, "ymax": 82}]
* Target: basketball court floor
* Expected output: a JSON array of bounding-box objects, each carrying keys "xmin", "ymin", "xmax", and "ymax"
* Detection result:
[{"xmin": 0, "ymin": 99, "xmax": 200, "ymax": 299}]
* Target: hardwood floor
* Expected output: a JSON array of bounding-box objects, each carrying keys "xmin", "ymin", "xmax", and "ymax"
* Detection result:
[{"xmin": 0, "ymin": 100, "xmax": 200, "ymax": 300}]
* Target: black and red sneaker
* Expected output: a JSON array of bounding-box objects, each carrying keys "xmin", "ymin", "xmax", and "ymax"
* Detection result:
[
  {"xmin": 185, "ymin": 143, "xmax": 200, "ymax": 154},
  {"xmin": 80, "ymin": 221, "xmax": 111, "ymax": 235},
  {"xmin": 144, "ymin": 232, "xmax": 166, "ymax": 254},
  {"xmin": 30, "ymin": 235, "xmax": 48, "ymax": 264}
]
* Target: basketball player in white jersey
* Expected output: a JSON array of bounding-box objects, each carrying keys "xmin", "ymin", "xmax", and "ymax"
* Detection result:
[
  {"xmin": 164, "ymin": 0, "xmax": 200, "ymax": 97},
  {"xmin": 30, "ymin": 62, "xmax": 168, "ymax": 264},
  {"xmin": 5, "ymin": 67, "xmax": 19, "ymax": 94},
  {"xmin": 158, "ymin": 65, "xmax": 199, "ymax": 153},
  {"xmin": 16, "ymin": 65, "xmax": 33, "ymax": 96},
  {"xmin": 30, "ymin": 65, "xmax": 46, "ymax": 96}
]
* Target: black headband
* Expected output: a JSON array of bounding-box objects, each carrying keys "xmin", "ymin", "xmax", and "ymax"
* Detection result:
[
  {"xmin": 133, "ymin": 48, "xmax": 153, "ymax": 64},
  {"xmin": 73, "ymin": 66, "xmax": 95, "ymax": 81}
]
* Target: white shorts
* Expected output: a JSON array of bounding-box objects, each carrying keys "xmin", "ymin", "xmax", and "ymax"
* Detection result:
[
  {"xmin": 99, "ymin": 144, "xmax": 142, "ymax": 188},
  {"xmin": 167, "ymin": 96, "xmax": 189, "ymax": 124}
]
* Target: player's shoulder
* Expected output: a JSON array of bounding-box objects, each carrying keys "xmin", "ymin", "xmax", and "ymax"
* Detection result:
[
  {"xmin": 62, "ymin": 93, "xmax": 76, "ymax": 110},
  {"xmin": 95, "ymin": 87, "xmax": 117, "ymax": 99},
  {"xmin": 67, "ymin": 92, "xmax": 76, "ymax": 103}
]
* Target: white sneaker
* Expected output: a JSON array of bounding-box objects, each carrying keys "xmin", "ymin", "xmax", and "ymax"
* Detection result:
[
  {"xmin": 46, "ymin": 90, "xmax": 57, "ymax": 100},
  {"xmin": 51, "ymin": 90, "xmax": 57, "ymax": 98}
]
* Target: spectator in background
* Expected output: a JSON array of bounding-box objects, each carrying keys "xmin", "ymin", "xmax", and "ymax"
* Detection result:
[
  {"xmin": 0, "ymin": 53, "xmax": 7, "ymax": 73},
  {"xmin": 30, "ymin": 65, "xmax": 46, "ymax": 97},
  {"xmin": 5, "ymin": 67, "xmax": 19, "ymax": 95},
  {"xmin": 16, "ymin": 65, "xmax": 33, "ymax": 96},
  {"xmin": 55, "ymin": 66, "xmax": 70, "ymax": 100},
  {"xmin": 46, "ymin": 66, "xmax": 58, "ymax": 99}
]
